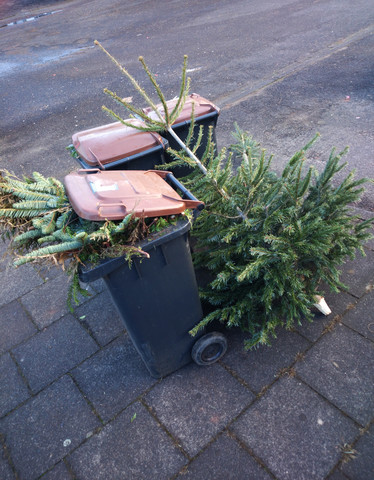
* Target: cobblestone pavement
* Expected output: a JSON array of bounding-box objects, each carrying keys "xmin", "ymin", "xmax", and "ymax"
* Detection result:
[{"xmin": 0, "ymin": 212, "xmax": 373, "ymax": 479}]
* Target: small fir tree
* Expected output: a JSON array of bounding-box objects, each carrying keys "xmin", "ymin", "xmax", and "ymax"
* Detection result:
[
  {"xmin": 95, "ymin": 45, "xmax": 373, "ymax": 348},
  {"xmin": 185, "ymin": 127, "xmax": 372, "ymax": 347}
]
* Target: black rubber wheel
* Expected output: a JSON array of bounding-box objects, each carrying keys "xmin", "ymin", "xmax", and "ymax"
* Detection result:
[{"xmin": 191, "ymin": 332, "xmax": 227, "ymax": 366}]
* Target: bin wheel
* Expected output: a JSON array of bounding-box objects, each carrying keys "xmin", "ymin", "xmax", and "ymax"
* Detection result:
[{"xmin": 192, "ymin": 332, "xmax": 227, "ymax": 366}]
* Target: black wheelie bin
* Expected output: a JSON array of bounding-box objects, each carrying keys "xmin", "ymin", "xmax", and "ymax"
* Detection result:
[{"xmin": 64, "ymin": 169, "xmax": 227, "ymax": 378}]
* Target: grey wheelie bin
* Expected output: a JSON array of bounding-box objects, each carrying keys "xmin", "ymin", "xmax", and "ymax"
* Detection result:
[{"xmin": 64, "ymin": 169, "xmax": 227, "ymax": 378}]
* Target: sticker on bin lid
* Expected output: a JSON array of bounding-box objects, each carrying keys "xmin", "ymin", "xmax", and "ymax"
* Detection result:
[
  {"xmin": 142, "ymin": 93, "xmax": 220, "ymax": 125},
  {"xmin": 64, "ymin": 169, "xmax": 203, "ymax": 221},
  {"xmin": 89, "ymin": 180, "xmax": 119, "ymax": 193},
  {"xmin": 72, "ymin": 119, "xmax": 165, "ymax": 167}
]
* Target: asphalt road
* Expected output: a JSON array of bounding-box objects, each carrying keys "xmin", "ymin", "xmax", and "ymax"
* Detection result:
[{"xmin": 1, "ymin": 0, "xmax": 373, "ymax": 208}]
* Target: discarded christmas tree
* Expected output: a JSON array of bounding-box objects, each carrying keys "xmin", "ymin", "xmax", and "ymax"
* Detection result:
[
  {"xmin": 96, "ymin": 43, "xmax": 373, "ymax": 348},
  {"xmin": 185, "ymin": 127, "xmax": 372, "ymax": 347}
]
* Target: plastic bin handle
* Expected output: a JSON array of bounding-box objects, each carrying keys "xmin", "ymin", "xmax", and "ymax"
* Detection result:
[
  {"xmin": 97, "ymin": 202, "xmax": 127, "ymax": 217},
  {"xmin": 165, "ymin": 173, "xmax": 204, "ymax": 212}
]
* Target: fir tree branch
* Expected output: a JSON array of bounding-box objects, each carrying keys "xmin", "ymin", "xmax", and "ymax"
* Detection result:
[
  {"xmin": 94, "ymin": 40, "xmax": 163, "ymax": 121},
  {"xmin": 138, "ymin": 56, "xmax": 170, "ymax": 126}
]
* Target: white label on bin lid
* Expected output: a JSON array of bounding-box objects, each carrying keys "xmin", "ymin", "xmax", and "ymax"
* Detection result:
[{"xmin": 89, "ymin": 181, "xmax": 119, "ymax": 193}]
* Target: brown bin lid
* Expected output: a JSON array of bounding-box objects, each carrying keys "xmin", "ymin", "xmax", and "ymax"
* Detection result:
[
  {"xmin": 72, "ymin": 119, "xmax": 164, "ymax": 167},
  {"xmin": 143, "ymin": 93, "xmax": 220, "ymax": 125},
  {"xmin": 64, "ymin": 169, "xmax": 203, "ymax": 220}
]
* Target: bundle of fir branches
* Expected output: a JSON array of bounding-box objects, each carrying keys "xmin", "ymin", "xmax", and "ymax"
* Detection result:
[
  {"xmin": 0, "ymin": 169, "xmax": 176, "ymax": 309},
  {"xmin": 95, "ymin": 43, "xmax": 373, "ymax": 348}
]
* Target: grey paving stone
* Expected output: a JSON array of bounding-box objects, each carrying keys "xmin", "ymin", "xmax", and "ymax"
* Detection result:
[
  {"xmin": 221, "ymin": 328, "xmax": 311, "ymax": 393},
  {"xmin": 74, "ymin": 291, "xmax": 124, "ymax": 346},
  {"xmin": 295, "ymin": 314, "xmax": 336, "ymax": 344},
  {"xmin": 176, "ymin": 432, "xmax": 273, "ymax": 479},
  {"xmin": 144, "ymin": 362, "xmax": 254, "ymax": 457},
  {"xmin": 68, "ymin": 402, "xmax": 186, "ymax": 480},
  {"xmin": 294, "ymin": 290, "xmax": 357, "ymax": 342},
  {"xmin": 339, "ymin": 250, "xmax": 374, "ymax": 298},
  {"xmin": 31, "ymin": 263, "xmax": 64, "ymax": 282},
  {"xmin": 0, "ymin": 300, "xmax": 36, "ymax": 354},
  {"xmin": 0, "ymin": 441, "xmax": 15, "ymax": 480},
  {"xmin": 89, "ymin": 278, "xmax": 106, "ymax": 293},
  {"xmin": 1, "ymin": 375, "xmax": 100, "ymax": 480},
  {"xmin": 12, "ymin": 315, "xmax": 98, "ymax": 393},
  {"xmin": 342, "ymin": 290, "xmax": 374, "ymax": 341},
  {"xmin": 340, "ymin": 423, "xmax": 374, "ymax": 480},
  {"xmin": 231, "ymin": 376, "xmax": 358, "ymax": 480},
  {"xmin": 72, "ymin": 335, "xmax": 156, "ymax": 422},
  {"xmin": 39, "ymin": 461, "xmax": 73, "ymax": 480},
  {"xmin": 0, "ymin": 353, "xmax": 29, "ymax": 418},
  {"xmin": 0, "ymin": 263, "xmax": 43, "ymax": 307},
  {"xmin": 296, "ymin": 323, "xmax": 374, "ymax": 426},
  {"xmin": 20, "ymin": 274, "xmax": 93, "ymax": 329}
]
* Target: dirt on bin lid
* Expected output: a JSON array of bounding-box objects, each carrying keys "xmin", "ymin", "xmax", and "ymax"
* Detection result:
[
  {"xmin": 71, "ymin": 119, "xmax": 165, "ymax": 167},
  {"xmin": 64, "ymin": 169, "xmax": 203, "ymax": 220}
]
